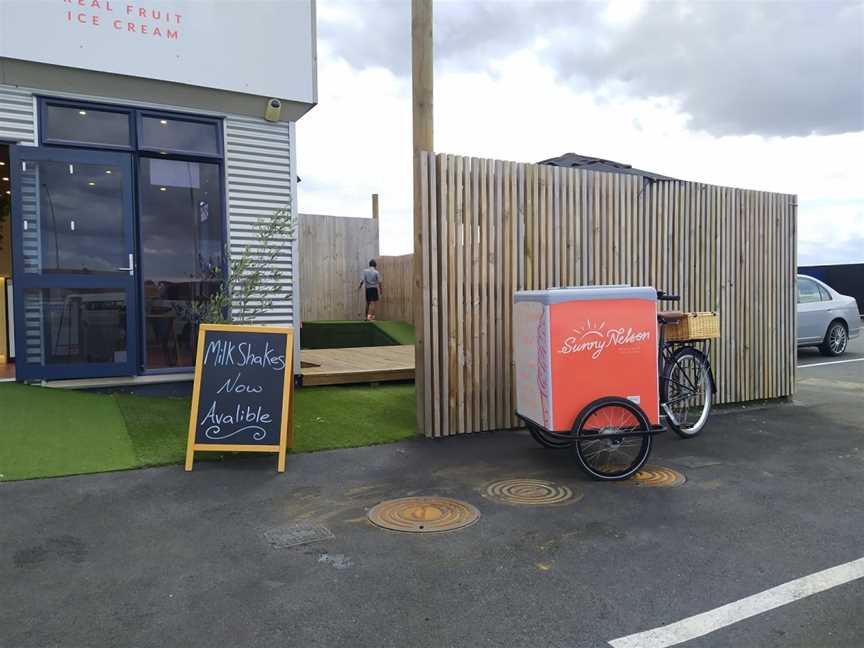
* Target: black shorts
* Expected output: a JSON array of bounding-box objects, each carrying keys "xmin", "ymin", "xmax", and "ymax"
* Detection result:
[{"xmin": 365, "ymin": 287, "xmax": 380, "ymax": 302}]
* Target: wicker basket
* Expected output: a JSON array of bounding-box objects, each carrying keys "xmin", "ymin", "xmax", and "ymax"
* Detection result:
[{"xmin": 664, "ymin": 312, "xmax": 720, "ymax": 341}]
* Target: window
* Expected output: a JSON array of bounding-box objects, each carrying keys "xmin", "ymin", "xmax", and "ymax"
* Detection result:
[
  {"xmin": 139, "ymin": 114, "xmax": 221, "ymax": 157},
  {"xmin": 20, "ymin": 158, "xmax": 127, "ymax": 274},
  {"xmin": 817, "ymin": 285, "xmax": 832, "ymax": 301},
  {"xmin": 42, "ymin": 103, "xmax": 132, "ymax": 149},
  {"xmin": 138, "ymin": 158, "xmax": 224, "ymax": 369},
  {"xmin": 797, "ymin": 278, "xmax": 823, "ymax": 304}
]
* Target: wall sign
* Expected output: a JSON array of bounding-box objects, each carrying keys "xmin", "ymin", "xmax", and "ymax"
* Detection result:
[
  {"xmin": 185, "ymin": 324, "xmax": 294, "ymax": 472},
  {"xmin": 0, "ymin": 0, "xmax": 315, "ymax": 104}
]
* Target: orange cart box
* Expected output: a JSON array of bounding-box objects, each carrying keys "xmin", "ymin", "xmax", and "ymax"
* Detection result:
[{"xmin": 514, "ymin": 286, "xmax": 659, "ymax": 432}]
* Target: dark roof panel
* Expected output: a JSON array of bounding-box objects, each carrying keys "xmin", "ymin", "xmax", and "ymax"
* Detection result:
[{"xmin": 538, "ymin": 152, "xmax": 676, "ymax": 181}]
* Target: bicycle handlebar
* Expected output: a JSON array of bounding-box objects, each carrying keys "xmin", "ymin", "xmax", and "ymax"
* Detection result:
[{"xmin": 656, "ymin": 290, "xmax": 680, "ymax": 302}]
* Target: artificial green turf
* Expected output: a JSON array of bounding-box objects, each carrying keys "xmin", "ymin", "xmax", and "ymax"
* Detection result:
[
  {"xmin": 292, "ymin": 383, "xmax": 416, "ymax": 452},
  {"xmin": 372, "ymin": 321, "xmax": 416, "ymax": 345},
  {"xmin": 114, "ymin": 393, "xmax": 191, "ymax": 467},
  {"xmin": 0, "ymin": 383, "xmax": 138, "ymax": 481},
  {"xmin": 301, "ymin": 321, "xmax": 397, "ymax": 349},
  {"xmin": 0, "ymin": 381, "xmax": 417, "ymax": 481},
  {"xmin": 300, "ymin": 320, "xmax": 415, "ymax": 349}
]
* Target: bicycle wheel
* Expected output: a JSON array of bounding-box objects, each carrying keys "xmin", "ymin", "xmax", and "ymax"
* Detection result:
[
  {"xmin": 661, "ymin": 346, "xmax": 714, "ymax": 438},
  {"xmin": 526, "ymin": 421, "xmax": 574, "ymax": 449},
  {"xmin": 571, "ymin": 397, "xmax": 652, "ymax": 481}
]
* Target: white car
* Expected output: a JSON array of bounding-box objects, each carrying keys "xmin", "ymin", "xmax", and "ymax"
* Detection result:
[{"xmin": 797, "ymin": 274, "xmax": 861, "ymax": 356}]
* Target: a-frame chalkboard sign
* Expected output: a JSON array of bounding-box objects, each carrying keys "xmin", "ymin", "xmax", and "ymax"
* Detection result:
[{"xmin": 185, "ymin": 324, "xmax": 295, "ymax": 472}]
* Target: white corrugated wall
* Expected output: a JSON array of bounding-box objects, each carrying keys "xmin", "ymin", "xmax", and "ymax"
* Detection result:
[
  {"xmin": 0, "ymin": 85, "xmax": 35, "ymax": 143},
  {"xmin": 223, "ymin": 115, "xmax": 300, "ymax": 372}
]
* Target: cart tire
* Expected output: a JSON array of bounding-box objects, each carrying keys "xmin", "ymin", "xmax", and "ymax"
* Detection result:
[
  {"xmin": 526, "ymin": 422, "xmax": 574, "ymax": 449},
  {"xmin": 571, "ymin": 397, "xmax": 653, "ymax": 481},
  {"xmin": 661, "ymin": 346, "xmax": 714, "ymax": 439}
]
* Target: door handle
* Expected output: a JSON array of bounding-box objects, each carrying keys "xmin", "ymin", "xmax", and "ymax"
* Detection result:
[{"xmin": 117, "ymin": 253, "xmax": 135, "ymax": 276}]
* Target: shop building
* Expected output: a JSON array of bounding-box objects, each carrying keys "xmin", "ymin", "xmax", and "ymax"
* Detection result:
[{"xmin": 0, "ymin": 0, "xmax": 317, "ymax": 383}]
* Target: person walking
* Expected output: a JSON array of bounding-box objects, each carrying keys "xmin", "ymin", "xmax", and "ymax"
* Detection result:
[{"xmin": 359, "ymin": 259, "xmax": 382, "ymax": 321}]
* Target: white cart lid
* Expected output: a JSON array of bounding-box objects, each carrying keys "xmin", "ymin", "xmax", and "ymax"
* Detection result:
[{"xmin": 514, "ymin": 285, "xmax": 657, "ymax": 304}]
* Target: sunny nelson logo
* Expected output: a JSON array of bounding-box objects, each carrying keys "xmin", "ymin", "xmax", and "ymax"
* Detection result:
[{"xmin": 558, "ymin": 320, "xmax": 652, "ymax": 360}]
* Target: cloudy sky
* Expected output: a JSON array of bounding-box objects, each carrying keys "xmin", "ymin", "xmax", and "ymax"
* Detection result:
[{"xmin": 297, "ymin": 0, "xmax": 864, "ymax": 265}]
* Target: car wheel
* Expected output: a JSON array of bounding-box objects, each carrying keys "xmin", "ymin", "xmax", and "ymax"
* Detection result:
[{"xmin": 819, "ymin": 321, "xmax": 848, "ymax": 357}]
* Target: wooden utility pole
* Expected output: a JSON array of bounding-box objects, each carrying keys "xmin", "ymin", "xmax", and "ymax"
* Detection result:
[{"xmin": 412, "ymin": 0, "xmax": 433, "ymax": 434}]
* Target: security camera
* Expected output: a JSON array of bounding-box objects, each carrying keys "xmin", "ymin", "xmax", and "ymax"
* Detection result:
[{"xmin": 264, "ymin": 98, "xmax": 282, "ymax": 122}]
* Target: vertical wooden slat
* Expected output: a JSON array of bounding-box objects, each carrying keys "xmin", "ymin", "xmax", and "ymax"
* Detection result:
[
  {"xmin": 500, "ymin": 161, "xmax": 509, "ymax": 427},
  {"xmin": 419, "ymin": 153, "xmax": 433, "ymax": 435},
  {"xmin": 494, "ymin": 160, "xmax": 506, "ymax": 428},
  {"xmin": 481, "ymin": 158, "xmax": 491, "ymax": 430},
  {"xmin": 454, "ymin": 157, "xmax": 465, "ymax": 434},
  {"xmin": 462, "ymin": 157, "xmax": 474, "ymax": 432},
  {"xmin": 436, "ymin": 154, "xmax": 449, "ymax": 436},
  {"xmin": 469, "ymin": 158, "xmax": 481, "ymax": 431}
]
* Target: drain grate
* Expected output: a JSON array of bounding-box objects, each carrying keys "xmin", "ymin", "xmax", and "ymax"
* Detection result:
[
  {"xmin": 367, "ymin": 496, "xmax": 480, "ymax": 533},
  {"xmin": 482, "ymin": 478, "xmax": 580, "ymax": 506},
  {"xmin": 264, "ymin": 523, "xmax": 334, "ymax": 548},
  {"xmin": 625, "ymin": 465, "xmax": 686, "ymax": 487}
]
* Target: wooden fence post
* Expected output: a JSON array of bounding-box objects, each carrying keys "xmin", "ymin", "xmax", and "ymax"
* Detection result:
[{"xmin": 412, "ymin": 0, "xmax": 433, "ymax": 435}]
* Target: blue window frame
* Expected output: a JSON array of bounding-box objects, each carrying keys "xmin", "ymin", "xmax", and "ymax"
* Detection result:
[{"xmin": 28, "ymin": 97, "xmax": 227, "ymax": 377}]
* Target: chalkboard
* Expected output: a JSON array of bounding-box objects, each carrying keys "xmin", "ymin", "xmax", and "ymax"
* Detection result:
[{"xmin": 185, "ymin": 324, "xmax": 294, "ymax": 472}]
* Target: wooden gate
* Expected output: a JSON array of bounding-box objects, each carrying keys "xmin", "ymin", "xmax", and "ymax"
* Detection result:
[{"xmin": 415, "ymin": 152, "xmax": 797, "ymax": 437}]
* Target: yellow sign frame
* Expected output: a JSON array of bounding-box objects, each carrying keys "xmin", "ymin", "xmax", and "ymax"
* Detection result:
[{"xmin": 185, "ymin": 323, "xmax": 294, "ymax": 473}]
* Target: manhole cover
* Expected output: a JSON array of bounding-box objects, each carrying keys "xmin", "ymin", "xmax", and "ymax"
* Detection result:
[
  {"xmin": 625, "ymin": 465, "xmax": 686, "ymax": 487},
  {"xmin": 482, "ymin": 479, "xmax": 580, "ymax": 506},
  {"xmin": 367, "ymin": 496, "xmax": 480, "ymax": 533},
  {"xmin": 264, "ymin": 523, "xmax": 334, "ymax": 548}
]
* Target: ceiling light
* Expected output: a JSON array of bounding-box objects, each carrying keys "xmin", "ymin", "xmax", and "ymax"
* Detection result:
[
  {"xmin": 105, "ymin": 170, "xmax": 112, "ymax": 174},
  {"xmin": 159, "ymin": 119, "xmax": 168, "ymax": 125},
  {"xmin": 4, "ymin": 190, "xmax": 9, "ymax": 195},
  {"xmin": 79, "ymin": 110, "xmax": 87, "ymax": 116},
  {"xmin": 159, "ymin": 187, "xmax": 167, "ymax": 192},
  {"xmin": 159, "ymin": 151, "xmax": 167, "ymax": 155},
  {"xmin": 1, "ymin": 177, "xmax": 7, "ymax": 182},
  {"xmin": 0, "ymin": 161, "xmax": 5, "ymax": 166},
  {"xmin": 88, "ymin": 181, "xmax": 96, "ymax": 186}
]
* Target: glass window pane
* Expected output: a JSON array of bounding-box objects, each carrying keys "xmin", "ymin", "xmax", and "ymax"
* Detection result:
[
  {"xmin": 138, "ymin": 158, "xmax": 224, "ymax": 369},
  {"xmin": 817, "ymin": 285, "xmax": 831, "ymax": 301},
  {"xmin": 798, "ymin": 279, "xmax": 821, "ymax": 304},
  {"xmin": 19, "ymin": 159, "xmax": 127, "ymax": 274},
  {"xmin": 140, "ymin": 116, "xmax": 220, "ymax": 156},
  {"xmin": 43, "ymin": 105, "xmax": 131, "ymax": 148},
  {"xmin": 23, "ymin": 288, "xmax": 128, "ymax": 366}
]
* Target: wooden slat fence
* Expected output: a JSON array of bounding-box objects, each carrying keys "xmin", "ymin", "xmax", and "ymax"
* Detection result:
[
  {"xmin": 299, "ymin": 213, "xmax": 379, "ymax": 322},
  {"xmin": 416, "ymin": 152, "xmax": 798, "ymax": 437},
  {"xmin": 375, "ymin": 254, "xmax": 414, "ymax": 323}
]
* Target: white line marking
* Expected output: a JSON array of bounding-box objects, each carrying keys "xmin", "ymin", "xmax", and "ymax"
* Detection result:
[
  {"xmin": 798, "ymin": 358, "xmax": 864, "ymax": 369},
  {"xmin": 608, "ymin": 556, "xmax": 864, "ymax": 648}
]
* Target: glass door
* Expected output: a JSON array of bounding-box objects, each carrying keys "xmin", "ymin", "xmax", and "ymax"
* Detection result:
[{"xmin": 10, "ymin": 147, "xmax": 138, "ymax": 380}]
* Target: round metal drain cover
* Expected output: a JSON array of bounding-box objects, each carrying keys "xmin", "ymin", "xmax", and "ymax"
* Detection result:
[
  {"xmin": 626, "ymin": 465, "xmax": 686, "ymax": 487},
  {"xmin": 483, "ymin": 478, "xmax": 580, "ymax": 506},
  {"xmin": 367, "ymin": 496, "xmax": 480, "ymax": 533}
]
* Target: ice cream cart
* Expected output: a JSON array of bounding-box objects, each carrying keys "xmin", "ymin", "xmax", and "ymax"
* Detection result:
[{"xmin": 514, "ymin": 286, "xmax": 664, "ymax": 480}]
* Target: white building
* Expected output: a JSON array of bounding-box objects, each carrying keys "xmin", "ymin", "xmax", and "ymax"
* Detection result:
[{"xmin": 0, "ymin": 0, "xmax": 317, "ymax": 383}]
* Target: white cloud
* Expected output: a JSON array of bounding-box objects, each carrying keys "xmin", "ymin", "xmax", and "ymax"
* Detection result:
[{"xmin": 299, "ymin": 13, "xmax": 864, "ymax": 263}]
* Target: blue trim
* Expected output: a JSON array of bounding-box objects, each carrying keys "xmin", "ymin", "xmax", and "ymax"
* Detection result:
[{"xmin": 10, "ymin": 145, "xmax": 140, "ymax": 381}]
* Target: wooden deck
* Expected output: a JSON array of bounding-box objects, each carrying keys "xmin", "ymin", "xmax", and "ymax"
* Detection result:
[{"xmin": 300, "ymin": 345, "xmax": 415, "ymax": 386}]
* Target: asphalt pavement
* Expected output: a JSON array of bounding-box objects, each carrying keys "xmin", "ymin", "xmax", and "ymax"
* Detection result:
[{"xmin": 1, "ymin": 337, "xmax": 863, "ymax": 648}]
